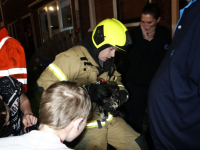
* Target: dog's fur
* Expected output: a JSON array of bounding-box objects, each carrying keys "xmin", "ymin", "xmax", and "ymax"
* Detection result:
[{"xmin": 98, "ymin": 81, "xmax": 125, "ymax": 121}]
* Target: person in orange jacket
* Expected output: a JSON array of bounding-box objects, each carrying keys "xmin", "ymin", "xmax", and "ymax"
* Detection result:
[{"xmin": 0, "ymin": 14, "xmax": 27, "ymax": 93}]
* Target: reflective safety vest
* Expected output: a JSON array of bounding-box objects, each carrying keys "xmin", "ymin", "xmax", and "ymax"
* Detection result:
[{"xmin": 0, "ymin": 36, "xmax": 27, "ymax": 93}]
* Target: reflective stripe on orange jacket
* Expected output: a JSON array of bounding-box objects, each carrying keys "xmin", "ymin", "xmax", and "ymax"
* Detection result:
[{"xmin": 0, "ymin": 27, "xmax": 27, "ymax": 93}]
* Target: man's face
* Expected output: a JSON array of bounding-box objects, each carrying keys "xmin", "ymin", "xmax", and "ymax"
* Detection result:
[
  {"xmin": 98, "ymin": 47, "xmax": 116, "ymax": 62},
  {"xmin": 140, "ymin": 14, "xmax": 160, "ymax": 34}
]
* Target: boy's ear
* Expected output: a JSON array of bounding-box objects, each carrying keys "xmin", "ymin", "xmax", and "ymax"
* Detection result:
[{"xmin": 73, "ymin": 117, "xmax": 84, "ymax": 131}]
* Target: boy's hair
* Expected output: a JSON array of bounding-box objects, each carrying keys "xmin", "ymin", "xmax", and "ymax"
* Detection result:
[
  {"xmin": 39, "ymin": 81, "xmax": 91, "ymax": 130},
  {"xmin": 141, "ymin": 3, "xmax": 161, "ymax": 20},
  {"xmin": 0, "ymin": 99, "xmax": 6, "ymax": 130}
]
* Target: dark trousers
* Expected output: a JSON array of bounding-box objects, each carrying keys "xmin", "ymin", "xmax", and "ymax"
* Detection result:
[
  {"xmin": 124, "ymin": 82, "xmax": 154, "ymax": 149},
  {"xmin": 124, "ymin": 82, "xmax": 148, "ymax": 134}
]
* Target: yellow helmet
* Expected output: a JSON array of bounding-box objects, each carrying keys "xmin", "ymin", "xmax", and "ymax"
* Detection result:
[{"xmin": 92, "ymin": 18, "xmax": 132, "ymax": 52}]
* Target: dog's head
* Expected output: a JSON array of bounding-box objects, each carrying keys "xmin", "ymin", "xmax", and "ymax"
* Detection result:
[{"xmin": 101, "ymin": 81, "xmax": 120, "ymax": 109}]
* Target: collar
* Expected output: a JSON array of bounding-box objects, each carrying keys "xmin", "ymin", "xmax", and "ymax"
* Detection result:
[
  {"xmin": 175, "ymin": 0, "xmax": 197, "ymax": 32},
  {"xmin": 60, "ymin": 138, "xmax": 63, "ymax": 143}
]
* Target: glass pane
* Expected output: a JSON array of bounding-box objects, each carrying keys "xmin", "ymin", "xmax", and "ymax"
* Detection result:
[
  {"xmin": 60, "ymin": 0, "xmax": 72, "ymax": 29},
  {"xmin": 39, "ymin": 7, "xmax": 49, "ymax": 42},
  {"xmin": 48, "ymin": 3, "xmax": 59, "ymax": 36}
]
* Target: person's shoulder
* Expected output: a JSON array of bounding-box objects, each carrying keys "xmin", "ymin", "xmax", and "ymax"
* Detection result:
[
  {"xmin": 156, "ymin": 25, "xmax": 170, "ymax": 33},
  {"xmin": 5, "ymin": 37, "xmax": 24, "ymax": 52},
  {"xmin": 0, "ymin": 134, "xmax": 25, "ymax": 148},
  {"xmin": 6, "ymin": 37, "xmax": 21, "ymax": 45},
  {"xmin": 57, "ymin": 46, "xmax": 84, "ymax": 58},
  {"xmin": 129, "ymin": 26, "xmax": 140, "ymax": 34},
  {"xmin": 0, "ymin": 76, "xmax": 23, "ymax": 96},
  {"xmin": 0, "ymin": 76, "xmax": 18, "ymax": 85},
  {"xmin": 129, "ymin": 26, "xmax": 142, "ymax": 40}
]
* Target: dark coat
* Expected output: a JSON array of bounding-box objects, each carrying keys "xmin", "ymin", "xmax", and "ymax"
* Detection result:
[{"xmin": 123, "ymin": 25, "xmax": 171, "ymax": 87}]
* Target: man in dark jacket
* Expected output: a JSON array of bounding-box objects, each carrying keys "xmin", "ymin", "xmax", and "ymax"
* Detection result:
[
  {"xmin": 123, "ymin": 3, "xmax": 171, "ymax": 136},
  {"xmin": 148, "ymin": 0, "xmax": 200, "ymax": 149}
]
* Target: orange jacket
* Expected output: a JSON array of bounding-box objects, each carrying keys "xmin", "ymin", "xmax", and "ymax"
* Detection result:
[{"xmin": 0, "ymin": 27, "xmax": 27, "ymax": 93}]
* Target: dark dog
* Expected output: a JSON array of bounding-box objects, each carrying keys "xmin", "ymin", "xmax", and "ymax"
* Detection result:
[{"xmin": 99, "ymin": 81, "xmax": 125, "ymax": 121}]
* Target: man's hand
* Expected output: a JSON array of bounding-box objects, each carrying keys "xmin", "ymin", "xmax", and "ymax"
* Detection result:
[
  {"xmin": 140, "ymin": 24, "xmax": 155, "ymax": 41},
  {"xmin": 22, "ymin": 114, "xmax": 37, "ymax": 133}
]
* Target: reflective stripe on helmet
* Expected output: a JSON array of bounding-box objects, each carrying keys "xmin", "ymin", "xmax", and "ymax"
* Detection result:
[{"xmin": 48, "ymin": 63, "xmax": 68, "ymax": 81}]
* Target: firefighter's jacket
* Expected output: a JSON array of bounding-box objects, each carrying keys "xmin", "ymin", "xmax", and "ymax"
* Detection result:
[
  {"xmin": 37, "ymin": 45, "xmax": 126, "ymax": 124},
  {"xmin": 0, "ymin": 27, "xmax": 27, "ymax": 93}
]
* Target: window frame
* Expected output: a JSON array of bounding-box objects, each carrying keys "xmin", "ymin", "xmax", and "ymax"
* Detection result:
[{"xmin": 7, "ymin": 20, "xmax": 18, "ymax": 39}]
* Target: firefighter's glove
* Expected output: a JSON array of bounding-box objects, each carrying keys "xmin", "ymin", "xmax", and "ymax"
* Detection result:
[
  {"xmin": 85, "ymin": 83, "xmax": 107, "ymax": 105},
  {"xmin": 118, "ymin": 90, "xmax": 129, "ymax": 106}
]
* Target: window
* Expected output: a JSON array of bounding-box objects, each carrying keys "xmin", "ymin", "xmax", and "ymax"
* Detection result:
[
  {"xmin": 59, "ymin": 0, "xmax": 73, "ymax": 31},
  {"xmin": 39, "ymin": 0, "xmax": 73, "ymax": 42},
  {"xmin": 7, "ymin": 21, "xmax": 18, "ymax": 40},
  {"xmin": 39, "ymin": 7, "xmax": 50, "ymax": 42},
  {"xmin": 48, "ymin": 3, "xmax": 59, "ymax": 37}
]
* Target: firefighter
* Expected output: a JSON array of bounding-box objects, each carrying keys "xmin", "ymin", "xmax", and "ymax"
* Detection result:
[{"xmin": 37, "ymin": 18, "xmax": 148, "ymax": 150}]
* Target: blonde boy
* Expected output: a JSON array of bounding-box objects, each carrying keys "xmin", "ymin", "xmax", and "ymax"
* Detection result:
[{"xmin": 0, "ymin": 81, "xmax": 91, "ymax": 150}]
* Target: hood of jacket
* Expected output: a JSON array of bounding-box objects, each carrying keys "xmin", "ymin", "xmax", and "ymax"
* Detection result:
[{"xmin": 75, "ymin": 37, "xmax": 114, "ymax": 73}]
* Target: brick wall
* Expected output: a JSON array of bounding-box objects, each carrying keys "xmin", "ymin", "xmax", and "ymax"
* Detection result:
[
  {"xmin": 152, "ymin": 0, "xmax": 171, "ymax": 31},
  {"xmin": 78, "ymin": 0, "xmax": 91, "ymax": 39},
  {"xmin": 2, "ymin": 0, "xmax": 35, "ymax": 25}
]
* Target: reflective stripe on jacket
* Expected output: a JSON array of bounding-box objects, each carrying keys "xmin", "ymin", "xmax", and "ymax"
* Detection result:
[
  {"xmin": 48, "ymin": 63, "xmax": 68, "ymax": 81},
  {"xmin": 86, "ymin": 113, "xmax": 113, "ymax": 128}
]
